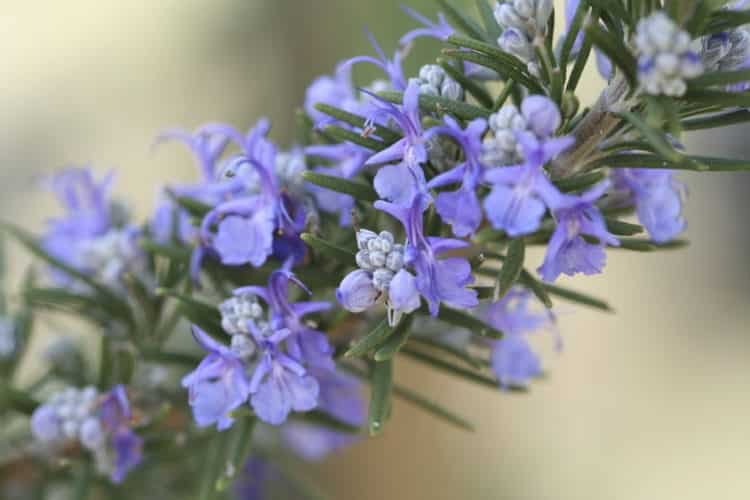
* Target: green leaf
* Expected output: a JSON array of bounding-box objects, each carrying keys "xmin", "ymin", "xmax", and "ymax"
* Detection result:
[
  {"xmin": 701, "ymin": 9, "xmax": 750, "ymax": 36},
  {"xmin": 302, "ymin": 171, "xmax": 378, "ymax": 202},
  {"xmin": 377, "ymin": 89, "xmax": 491, "ymax": 121},
  {"xmin": 596, "ymin": 153, "xmax": 750, "ymax": 171},
  {"xmin": 542, "ymin": 282, "xmax": 613, "ymax": 312},
  {"xmin": 391, "ymin": 382, "xmax": 475, "ymax": 432},
  {"xmin": 216, "ymin": 418, "xmax": 257, "ymax": 492},
  {"xmin": 584, "ymin": 22, "xmax": 638, "ymax": 88},
  {"xmin": 435, "ymin": 305, "xmax": 504, "ymax": 339},
  {"xmin": 615, "ymin": 111, "xmax": 684, "ymax": 162},
  {"xmin": 682, "ymin": 109, "xmax": 750, "ymax": 130},
  {"xmin": 295, "ymin": 410, "xmax": 361, "ymax": 434},
  {"xmin": 409, "ymin": 336, "xmax": 485, "ymax": 370},
  {"xmin": 554, "ymin": 171, "xmax": 607, "ymax": 193},
  {"xmin": 689, "ymin": 68, "xmax": 750, "ymax": 89},
  {"xmin": 559, "ymin": 0, "xmax": 589, "ymax": 72},
  {"xmin": 368, "ymin": 359, "xmax": 393, "ymax": 436},
  {"xmin": 400, "ymin": 346, "xmax": 501, "ymax": 389},
  {"xmin": 157, "ymin": 289, "xmax": 225, "ymax": 342},
  {"xmin": 496, "ymin": 239, "xmax": 525, "ymax": 299},
  {"xmin": 140, "ymin": 239, "xmax": 191, "ymax": 261},
  {"xmin": 345, "ymin": 318, "xmax": 393, "ymax": 358},
  {"xmin": 437, "ymin": 0, "xmax": 492, "ymax": 42},
  {"xmin": 682, "ymin": 88, "xmax": 750, "ymax": 108},
  {"xmin": 443, "ymin": 46, "xmax": 542, "ymax": 93},
  {"xmin": 1, "ymin": 222, "xmax": 134, "ymax": 327},
  {"xmin": 518, "ymin": 270, "xmax": 554, "ymax": 309},
  {"xmin": 301, "ymin": 233, "xmax": 355, "ymax": 262},
  {"xmin": 605, "ymin": 218, "xmax": 644, "ymax": 236},
  {"xmin": 24, "ymin": 287, "xmax": 108, "ymax": 320},
  {"xmin": 437, "ymin": 58, "xmax": 494, "ymax": 108},
  {"xmin": 374, "ymin": 315, "xmax": 414, "ymax": 361},
  {"xmin": 0, "ymin": 384, "xmax": 40, "ymax": 415},
  {"xmin": 475, "ymin": 0, "xmax": 503, "ymax": 41},
  {"xmin": 169, "ymin": 193, "xmax": 213, "ymax": 219},
  {"xmin": 323, "ymin": 124, "xmax": 387, "ymax": 151},
  {"xmin": 313, "ymin": 103, "xmax": 401, "ymax": 143}
]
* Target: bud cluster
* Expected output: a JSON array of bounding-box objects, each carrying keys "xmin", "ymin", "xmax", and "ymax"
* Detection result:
[
  {"xmin": 355, "ymin": 229, "xmax": 406, "ymax": 292},
  {"xmin": 78, "ymin": 229, "xmax": 148, "ymax": 288},
  {"xmin": 219, "ymin": 292, "xmax": 267, "ymax": 360},
  {"xmin": 482, "ymin": 104, "xmax": 528, "ymax": 166},
  {"xmin": 494, "ymin": 0, "xmax": 553, "ymax": 76},
  {"xmin": 410, "ymin": 64, "xmax": 463, "ymax": 101},
  {"xmin": 31, "ymin": 386, "xmax": 101, "ymax": 445},
  {"xmin": 635, "ymin": 12, "xmax": 703, "ymax": 97}
]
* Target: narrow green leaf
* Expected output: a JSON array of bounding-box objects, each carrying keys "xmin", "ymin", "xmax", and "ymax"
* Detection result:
[
  {"xmin": 701, "ymin": 9, "xmax": 750, "ymax": 36},
  {"xmin": 435, "ymin": 305, "xmax": 504, "ymax": 339},
  {"xmin": 314, "ymin": 103, "xmax": 401, "ymax": 142},
  {"xmin": 323, "ymin": 124, "xmax": 387, "ymax": 151},
  {"xmin": 559, "ymin": 0, "xmax": 589, "ymax": 72},
  {"xmin": 295, "ymin": 410, "xmax": 361, "ymax": 434},
  {"xmin": 542, "ymin": 282, "xmax": 613, "ymax": 311},
  {"xmin": 0, "ymin": 384, "xmax": 40, "ymax": 415},
  {"xmin": 443, "ymin": 47, "xmax": 542, "ymax": 93},
  {"xmin": 140, "ymin": 239, "xmax": 191, "ymax": 261},
  {"xmin": 346, "ymin": 318, "xmax": 393, "ymax": 357},
  {"xmin": 605, "ymin": 218, "xmax": 644, "ymax": 236},
  {"xmin": 615, "ymin": 111, "xmax": 683, "ymax": 162},
  {"xmin": 302, "ymin": 171, "xmax": 378, "ymax": 202},
  {"xmin": 392, "ymin": 382, "xmax": 475, "ymax": 432},
  {"xmin": 682, "ymin": 109, "xmax": 750, "ymax": 130},
  {"xmin": 496, "ymin": 239, "xmax": 525, "ymax": 299},
  {"xmin": 72, "ymin": 460, "xmax": 93, "ymax": 500},
  {"xmin": 377, "ymin": 89, "xmax": 491, "ymax": 120},
  {"xmin": 1, "ymin": 223, "xmax": 134, "ymax": 327},
  {"xmin": 368, "ymin": 359, "xmax": 393, "ymax": 436},
  {"xmin": 689, "ymin": 68, "xmax": 750, "ymax": 89},
  {"xmin": 518, "ymin": 270, "xmax": 554, "ymax": 309},
  {"xmin": 475, "ymin": 0, "xmax": 503, "ymax": 41},
  {"xmin": 584, "ymin": 22, "xmax": 638, "ymax": 88},
  {"xmin": 554, "ymin": 171, "xmax": 606, "ymax": 192},
  {"xmin": 301, "ymin": 233, "xmax": 355, "ymax": 261},
  {"xmin": 169, "ymin": 193, "xmax": 213, "ymax": 219},
  {"xmin": 216, "ymin": 418, "xmax": 257, "ymax": 492},
  {"xmin": 374, "ymin": 315, "xmax": 414, "ymax": 361},
  {"xmin": 437, "ymin": 0, "xmax": 492, "ymax": 42},
  {"xmin": 400, "ymin": 346, "xmax": 500, "ymax": 389},
  {"xmin": 437, "ymin": 58, "xmax": 494, "ymax": 108},
  {"xmin": 157, "ymin": 289, "xmax": 225, "ymax": 341},
  {"xmin": 198, "ymin": 429, "xmax": 231, "ymax": 500},
  {"xmin": 683, "ymin": 88, "xmax": 750, "ymax": 108},
  {"xmin": 409, "ymin": 336, "xmax": 485, "ymax": 370}
]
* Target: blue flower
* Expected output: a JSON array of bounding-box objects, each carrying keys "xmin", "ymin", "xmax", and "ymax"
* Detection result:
[
  {"xmin": 400, "ymin": 5, "xmax": 454, "ymax": 46},
  {"xmin": 364, "ymin": 80, "xmax": 427, "ymax": 171},
  {"xmin": 539, "ymin": 181, "xmax": 620, "ymax": 282},
  {"xmin": 304, "ymin": 64, "xmax": 360, "ymax": 126},
  {"xmin": 425, "ymin": 116, "xmax": 488, "ymax": 237},
  {"xmin": 375, "ymin": 193, "xmax": 478, "ymax": 316},
  {"xmin": 181, "ymin": 326, "xmax": 252, "ymax": 431},
  {"xmin": 485, "ymin": 289, "xmax": 554, "ymax": 388},
  {"xmin": 611, "ymin": 168, "xmax": 686, "ymax": 243},
  {"xmin": 483, "ymin": 123, "xmax": 574, "ymax": 236},
  {"xmin": 341, "ymin": 30, "xmax": 406, "ymax": 91}
]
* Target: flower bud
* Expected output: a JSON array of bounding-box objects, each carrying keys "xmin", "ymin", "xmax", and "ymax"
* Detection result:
[
  {"xmin": 388, "ymin": 269, "xmax": 421, "ymax": 314},
  {"xmin": 31, "ymin": 404, "xmax": 62, "ymax": 442},
  {"xmin": 80, "ymin": 417, "xmax": 105, "ymax": 450},
  {"xmin": 336, "ymin": 270, "xmax": 379, "ymax": 313},
  {"xmin": 521, "ymin": 95, "xmax": 561, "ymax": 138}
]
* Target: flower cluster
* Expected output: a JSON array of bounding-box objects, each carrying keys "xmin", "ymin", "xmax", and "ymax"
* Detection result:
[
  {"xmin": 4, "ymin": 1, "xmax": 750, "ymax": 498},
  {"xmin": 30, "ymin": 385, "xmax": 143, "ymax": 483},
  {"xmin": 635, "ymin": 12, "xmax": 704, "ymax": 96}
]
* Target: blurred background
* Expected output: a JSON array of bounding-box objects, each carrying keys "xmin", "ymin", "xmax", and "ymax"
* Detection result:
[{"xmin": 2, "ymin": 1, "xmax": 750, "ymax": 499}]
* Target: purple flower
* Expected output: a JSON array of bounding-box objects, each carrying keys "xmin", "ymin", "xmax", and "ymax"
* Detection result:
[
  {"xmin": 425, "ymin": 116, "xmax": 488, "ymax": 237},
  {"xmin": 304, "ymin": 64, "xmax": 360, "ymax": 126},
  {"xmin": 375, "ymin": 193, "xmax": 478, "ymax": 316},
  {"xmin": 539, "ymin": 181, "xmax": 620, "ymax": 282},
  {"xmin": 611, "ymin": 168, "xmax": 686, "ymax": 243},
  {"xmin": 341, "ymin": 30, "xmax": 406, "ymax": 91},
  {"xmin": 280, "ymin": 369, "xmax": 365, "ymax": 460},
  {"xmin": 154, "ymin": 128, "xmax": 230, "ymax": 182},
  {"xmin": 483, "ymin": 130, "xmax": 573, "ymax": 236},
  {"xmin": 485, "ymin": 289, "xmax": 552, "ymax": 388},
  {"xmin": 400, "ymin": 5, "xmax": 454, "ymax": 46},
  {"xmin": 30, "ymin": 404, "xmax": 62, "ymax": 442},
  {"xmin": 97, "ymin": 385, "xmax": 144, "ymax": 483},
  {"xmin": 181, "ymin": 327, "xmax": 252, "ymax": 431},
  {"xmin": 248, "ymin": 328, "xmax": 319, "ymax": 426},
  {"xmin": 562, "ymin": 0, "xmax": 584, "ymax": 55},
  {"xmin": 364, "ymin": 80, "xmax": 427, "ymax": 172}
]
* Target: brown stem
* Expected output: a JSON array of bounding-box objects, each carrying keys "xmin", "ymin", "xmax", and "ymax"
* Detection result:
[{"xmin": 549, "ymin": 74, "xmax": 630, "ymax": 179}]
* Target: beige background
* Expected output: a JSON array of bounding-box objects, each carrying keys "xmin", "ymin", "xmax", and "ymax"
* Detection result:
[{"xmin": 2, "ymin": 1, "xmax": 750, "ymax": 499}]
